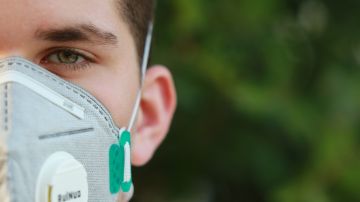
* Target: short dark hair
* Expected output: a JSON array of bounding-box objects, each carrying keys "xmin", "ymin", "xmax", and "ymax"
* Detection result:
[{"xmin": 117, "ymin": 0, "xmax": 155, "ymax": 63}]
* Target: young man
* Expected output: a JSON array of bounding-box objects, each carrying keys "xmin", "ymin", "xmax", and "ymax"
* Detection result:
[{"xmin": 0, "ymin": 0, "xmax": 176, "ymax": 201}]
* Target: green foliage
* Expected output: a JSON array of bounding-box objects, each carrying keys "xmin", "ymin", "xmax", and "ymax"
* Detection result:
[{"xmin": 133, "ymin": 0, "xmax": 360, "ymax": 201}]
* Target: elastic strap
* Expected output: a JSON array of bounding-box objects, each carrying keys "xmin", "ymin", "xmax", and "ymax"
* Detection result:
[{"xmin": 127, "ymin": 22, "xmax": 154, "ymax": 131}]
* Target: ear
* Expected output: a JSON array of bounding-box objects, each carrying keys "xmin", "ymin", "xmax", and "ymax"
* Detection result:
[{"xmin": 131, "ymin": 65, "xmax": 177, "ymax": 166}]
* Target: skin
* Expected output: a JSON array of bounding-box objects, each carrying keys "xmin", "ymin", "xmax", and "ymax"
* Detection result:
[{"xmin": 0, "ymin": 0, "xmax": 177, "ymax": 201}]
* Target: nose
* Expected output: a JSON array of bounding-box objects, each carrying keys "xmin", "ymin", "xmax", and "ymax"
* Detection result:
[
  {"xmin": 0, "ymin": 28, "xmax": 31, "ymax": 58},
  {"xmin": 0, "ymin": 52, "xmax": 36, "ymax": 64}
]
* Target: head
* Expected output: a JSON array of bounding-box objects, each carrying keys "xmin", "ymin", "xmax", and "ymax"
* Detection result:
[{"xmin": 0, "ymin": 0, "xmax": 176, "ymax": 199}]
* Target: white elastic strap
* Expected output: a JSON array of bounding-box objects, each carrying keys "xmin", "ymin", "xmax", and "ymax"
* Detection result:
[
  {"xmin": 123, "ymin": 142, "xmax": 131, "ymax": 182},
  {"xmin": 122, "ymin": 22, "xmax": 153, "ymax": 200},
  {"xmin": 127, "ymin": 22, "xmax": 154, "ymax": 131}
]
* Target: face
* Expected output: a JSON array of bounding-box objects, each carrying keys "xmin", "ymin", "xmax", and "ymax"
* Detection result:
[
  {"xmin": 0, "ymin": 0, "xmax": 140, "ymax": 128},
  {"xmin": 0, "ymin": 0, "xmax": 177, "ymax": 200}
]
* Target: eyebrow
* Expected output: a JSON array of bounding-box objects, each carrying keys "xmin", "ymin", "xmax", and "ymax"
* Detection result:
[{"xmin": 35, "ymin": 23, "xmax": 118, "ymax": 46}]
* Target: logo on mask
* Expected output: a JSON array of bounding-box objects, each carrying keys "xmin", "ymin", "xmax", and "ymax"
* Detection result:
[{"xmin": 58, "ymin": 190, "xmax": 81, "ymax": 202}]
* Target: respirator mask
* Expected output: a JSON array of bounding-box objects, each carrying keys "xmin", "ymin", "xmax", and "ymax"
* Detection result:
[{"xmin": 0, "ymin": 22, "xmax": 153, "ymax": 202}]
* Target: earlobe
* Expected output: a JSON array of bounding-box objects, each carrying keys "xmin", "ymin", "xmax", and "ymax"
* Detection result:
[{"xmin": 131, "ymin": 65, "xmax": 177, "ymax": 166}]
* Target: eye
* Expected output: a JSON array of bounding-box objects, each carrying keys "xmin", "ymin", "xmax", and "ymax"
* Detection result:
[
  {"xmin": 40, "ymin": 48, "xmax": 95, "ymax": 71},
  {"xmin": 49, "ymin": 49, "xmax": 85, "ymax": 64}
]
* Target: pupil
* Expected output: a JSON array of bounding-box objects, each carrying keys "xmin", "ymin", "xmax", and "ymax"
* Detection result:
[{"xmin": 58, "ymin": 51, "xmax": 78, "ymax": 63}]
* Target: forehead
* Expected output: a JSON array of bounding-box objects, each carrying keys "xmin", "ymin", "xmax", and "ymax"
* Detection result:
[{"xmin": 0, "ymin": 0, "xmax": 123, "ymax": 37}]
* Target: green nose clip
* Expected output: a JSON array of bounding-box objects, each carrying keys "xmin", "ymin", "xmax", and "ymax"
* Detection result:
[{"xmin": 109, "ymin": 128, "xmax": 132, "ymax": 194}]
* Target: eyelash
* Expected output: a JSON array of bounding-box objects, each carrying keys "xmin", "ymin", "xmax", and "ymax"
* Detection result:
[{"xmin": 42, "ymin": 48, "xmax": 94, "ymax": 71}]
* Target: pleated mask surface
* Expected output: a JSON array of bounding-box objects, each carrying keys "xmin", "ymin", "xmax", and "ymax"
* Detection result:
[{"xmin": 0, "ymin": 57, "xmax": 134, "ymax": 202}]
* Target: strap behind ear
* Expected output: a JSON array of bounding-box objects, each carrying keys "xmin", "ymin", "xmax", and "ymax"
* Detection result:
[{"xmin": 127, "ymin": 22, "xmax": 154, "ymax": 131}]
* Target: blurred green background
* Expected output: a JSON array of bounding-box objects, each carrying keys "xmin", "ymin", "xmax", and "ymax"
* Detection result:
[{"xmin": 132, "ymin": 0, "xmax": 360, "ymax": 201}]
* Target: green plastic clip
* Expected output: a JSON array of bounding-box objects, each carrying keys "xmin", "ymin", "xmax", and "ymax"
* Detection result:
[{"xmin": 109, "ymin": 129, "xmax": 133, "ymax": 194}]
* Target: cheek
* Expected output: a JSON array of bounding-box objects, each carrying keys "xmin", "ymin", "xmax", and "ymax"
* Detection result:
[{"xmin": 67, "ymin": 65, "xmax": 140, "ymax": 128}]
